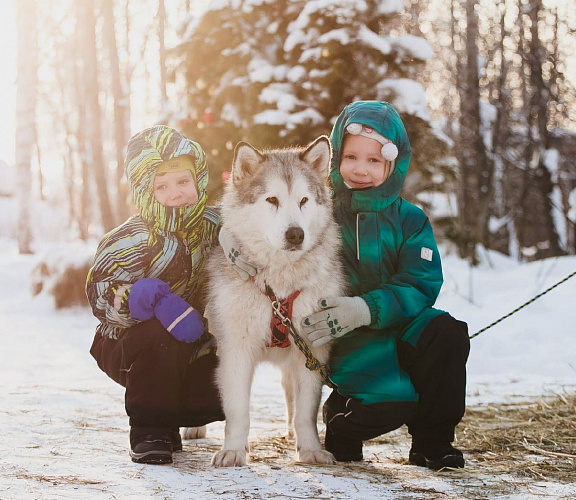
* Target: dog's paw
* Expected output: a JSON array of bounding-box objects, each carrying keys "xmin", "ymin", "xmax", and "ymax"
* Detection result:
[
  {"xmin": 297, "ymin": 449, "xmax": 335, "ymax": 465},
  {"xmin": 211, "ymin": 449, "xmax": 248, "ymax": 467},
  {"xmin": 181, "ymin": 426, "xmax": 207, "ymax": 439}
]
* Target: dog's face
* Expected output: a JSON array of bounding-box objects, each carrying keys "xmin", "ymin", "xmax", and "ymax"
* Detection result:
[{"xmin": 224, "ymin": 137, "xmax": 332, "ymax": 257}]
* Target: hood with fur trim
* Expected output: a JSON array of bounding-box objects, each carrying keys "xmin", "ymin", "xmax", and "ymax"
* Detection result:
[
  {"xmin": 330, "ymin": 101, "xmax": 411, "ymax": 212},
  {"xmin": 124, "ymin": 125, "xmax": 208, "ymax": 234}
]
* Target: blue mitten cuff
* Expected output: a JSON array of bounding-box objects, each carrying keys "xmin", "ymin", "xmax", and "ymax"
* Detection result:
[
  {"xmin": 154, "ymin": 293, "xmax": 205, "ymax": 343},
  {"xmin": 128, "ymin": 278, "xmax": 172, "ymax": 321}
]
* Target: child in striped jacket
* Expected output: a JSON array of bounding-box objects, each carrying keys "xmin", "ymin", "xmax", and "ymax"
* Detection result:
[{"xmin": 86, "ymin": 125, "xmax": 224, "ymax": 465}]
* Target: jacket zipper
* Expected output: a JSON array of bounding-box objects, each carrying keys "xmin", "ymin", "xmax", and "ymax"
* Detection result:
[{"xmin": 356, "ymin": 213, "xmax": 360, "ymax": 261}]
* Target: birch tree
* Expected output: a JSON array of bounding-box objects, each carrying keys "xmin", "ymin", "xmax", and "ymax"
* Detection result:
[{"xmin": 15, "ymin": 0, "xmax": 37, "ymax": 254}]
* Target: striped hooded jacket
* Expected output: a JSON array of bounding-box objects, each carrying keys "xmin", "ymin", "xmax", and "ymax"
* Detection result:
[
  {"xmin": 328, "ymin": 101, "xmax": 446, "ymax": 405},
  {"xmin": 86, "ymin": 126, "xmax": 220, "ymax": 340}
]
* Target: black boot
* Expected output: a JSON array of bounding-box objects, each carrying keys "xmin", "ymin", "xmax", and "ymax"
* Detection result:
[
  {"xmin": 171, "ymin": 427, "xmax": 183, "ymax": 452},
  {"xmin": 129, "ymin": 427, "xmax": 173, "ymax": 464},
  {"xmin": 324, "ymin": 430, "xmax": 363, "ymax": 462},
  {"xmin": 408, "ymin": 440, "xmax": 464, "ymax": 470}
]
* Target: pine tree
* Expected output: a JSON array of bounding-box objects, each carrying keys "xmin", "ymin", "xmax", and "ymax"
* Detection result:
[{"xmin": 175, "ymin": 0, "xmax": 451, "ymax": 202}]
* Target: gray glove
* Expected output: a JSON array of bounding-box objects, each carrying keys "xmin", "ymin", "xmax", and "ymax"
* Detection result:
[
  {"xmin": 218, "ymin": 226, "xmax": 257, "ymax": 280},
  {"xmin": 301, "ymin": 296, "xmax": 371, "ymax": 347}
]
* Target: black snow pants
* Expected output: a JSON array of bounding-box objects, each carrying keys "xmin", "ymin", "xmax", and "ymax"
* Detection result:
[
  {"xmin": 324, "ymin": 313, "xmax": 470, "ymax": 450},
  {"xmin": 90, "ymin": 318, "xmax": 225, "ymax": 428}
]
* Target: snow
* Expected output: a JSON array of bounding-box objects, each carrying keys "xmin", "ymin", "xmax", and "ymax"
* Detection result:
[
  {"xmin": 386, "ymin": 35, "xmax": 434, "ymax": 61},
  {"xmin": 318, "ymin": 28, "xmax": 351, "ymax": 46},
  {"xmin": 220, "ymin": 103, "xmax": 243, "ymax": 128},
  {"xmin": 1, "ymin": 232, "xmax": 575, "ymax": 498},
  {"xmin": 286, "ymin": 65, "xmax": 307, "ymax": 82},
  {"xmin": 284, "ymin": 0, "xmax": 367, "ymax": 53},
  {"xmin": 259, "ymin": 84, "xmax": 300, "ymax": 112},
  {"xmin": 0, "ymin": 160, "xmax": 14, "ymax": 197},
  {"xmin": 377, "ymin": 79, "xmax": 430, "ymax": 120},
  {"xmin": 358, "ymin": 25, "xmax": 392, "ymax": 55},
  {"xmin": 254, "ymin": 108, "xmax": 325, "ymax": 130},
  {"xmin": 376, "ymin": 0, "xmax": 405, "ymax": 16},
  {"xmin": 247, "ymin": 59, "xmax": 277, "ymax": 84},
  {"xmin": 569, "ymin": 188, "xmax": 576, "ymax": 223}
]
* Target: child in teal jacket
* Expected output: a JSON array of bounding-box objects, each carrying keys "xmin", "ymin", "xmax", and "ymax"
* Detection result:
[{"xmin": 301, "ymin": 101, "xmax": 470, "ymax": 470}]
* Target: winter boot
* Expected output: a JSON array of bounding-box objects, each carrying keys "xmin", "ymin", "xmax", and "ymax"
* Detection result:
[
  {"xmin": 408, "ymin": 440, "xmax": 464, "ymax": 470},
  {"xmin": 324, "ymin": 430, "xmax": 363, "ymax": 462},
  {"xmin": 129, "ymin": 426, "xmax": 173, "ymax": 464},
  {"xmin": 189, "ymin": 332, "xmax": 216, "ymax": 364},
  {"xmin": 171, "ymin": 427, "xmax": 183, "ymax": 452}
]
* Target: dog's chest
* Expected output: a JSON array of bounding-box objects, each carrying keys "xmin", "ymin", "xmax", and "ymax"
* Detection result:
[{"xmin": 232, "ymin": 284, "xmax": 317, "ymax": 345}]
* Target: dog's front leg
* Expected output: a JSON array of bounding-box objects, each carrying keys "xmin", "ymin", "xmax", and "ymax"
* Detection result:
[
  {"xmin": 281, "ymin": 371, "xmax": 295, "ymax": 439},
  {"xmin": 211, "ymin": 347, "xmax": 255, "ymax": 467},
  {"xmin": 292, "ymin": 365, "xmax": 335, "ymax": 465}
]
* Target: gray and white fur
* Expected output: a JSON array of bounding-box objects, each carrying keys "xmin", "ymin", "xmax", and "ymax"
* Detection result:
[{"xmin": 207, "ymin": 136, "xmax": 345, "ymax": 467}]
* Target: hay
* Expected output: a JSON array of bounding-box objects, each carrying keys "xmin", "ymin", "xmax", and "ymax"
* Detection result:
[
  {"xmin": 177, "ymin": 393, "xmax": 576, "ymax": 493},
  {"xmin": 458, "ymin": 392, "xmax": 576, "ymax": 481}
]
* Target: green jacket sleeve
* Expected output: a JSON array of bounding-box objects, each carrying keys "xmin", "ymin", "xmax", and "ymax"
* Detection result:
[{"xmin": 361, "ymin": 218, "xmax": 443, "ymax": 330}]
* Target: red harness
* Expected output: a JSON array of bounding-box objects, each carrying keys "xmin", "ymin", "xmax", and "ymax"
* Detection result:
[{"xmin": 263, "ymin": 285, "xmax": 301, "ymax": 348}]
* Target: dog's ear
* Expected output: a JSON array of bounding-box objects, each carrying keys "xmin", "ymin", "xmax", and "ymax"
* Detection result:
[
  {"xmin": 300, "ymin": 136, "xmax": 331, "ymax": 177},
  {"xmin": 231, "ymin": 142, "xmax": 264, "ymax": 184}
]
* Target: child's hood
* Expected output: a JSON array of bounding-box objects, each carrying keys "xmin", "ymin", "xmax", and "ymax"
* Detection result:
[
  {"xmin": 124, "ymin": 125, "xmax": 208, "ymax": 233},
  {"xmin": 330, "ymin": 101, "xmax": 411, "ymax": 211}
]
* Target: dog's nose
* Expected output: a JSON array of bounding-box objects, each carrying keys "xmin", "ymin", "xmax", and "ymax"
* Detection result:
[{"xmin": 285, "ymin": 226, "xmax": 304, "ymax": 245}]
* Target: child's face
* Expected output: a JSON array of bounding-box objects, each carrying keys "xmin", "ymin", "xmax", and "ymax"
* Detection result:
[
  {"xmin": 153, "ymin": 169, "xmax": 198, "ymax": 207},
  {"xmin": 340, "ymin": 134, "xmax": 393, "ymax": 189}
]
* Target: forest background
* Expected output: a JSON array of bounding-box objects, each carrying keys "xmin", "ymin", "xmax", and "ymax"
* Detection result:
[{"xmin": 2, "ymin": 0, "xmax": 576, "ymax": 268}]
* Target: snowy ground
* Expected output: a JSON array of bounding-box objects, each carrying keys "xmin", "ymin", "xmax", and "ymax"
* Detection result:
[{"xmin": 0, "ymin": 237, "xmax": 575, "ymax": 499}]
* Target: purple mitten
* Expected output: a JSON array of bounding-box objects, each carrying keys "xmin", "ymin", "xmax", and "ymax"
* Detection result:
[
  {"xmin": 128, "ymin": 278, "xmax": 172, "ymax": 321},
  {"xmin": 154, "ymin": 293, "xmax": 205, "ymax": 343}
]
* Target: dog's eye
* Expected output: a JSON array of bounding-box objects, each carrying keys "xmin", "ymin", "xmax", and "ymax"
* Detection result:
[
  {"xmin": 300, "ymin": 197, "xmax": 308, "ymax": 208},
  {"xmin": 266, "ymin": 197, "xmax": 279, "ymax": 208}
]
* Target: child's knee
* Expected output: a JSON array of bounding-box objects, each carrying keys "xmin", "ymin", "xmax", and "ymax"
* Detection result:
[
  {"xmin": 323, "ymin": 391, "xmax": 416, "ymax": 440},
  {"xmin": 419, "ymin": 314, "xmax": 470, "ymax": 357}
]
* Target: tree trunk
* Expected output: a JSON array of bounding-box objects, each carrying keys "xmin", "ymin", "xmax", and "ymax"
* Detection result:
[
  {"xmin": 73, "ymin": 12, "xmax": 91, "ymax": 240},
  {"xmin": 522, "ymin": 0, "xmax": 561, "ymax": 258},
  {"xmin": 102, "ymin": 0, "xmax": 130, "ymax": 222},
  {"xmin": 79, "ymin": 0, "xmax": 116, "ymax": 232},
  {"xmin": 158, "ymin": 0, "xmax": 168, "ymax": 106},
  {"xmin": 457, "ymin": 0, "xmax": 492, "ymax": 264},
  {"xmin": 487, "ymin": 2, "xmax": 511, "ymax": 255},
  {"xmin": 15, "ymin": 0, "xmax": 37, "ymax": 255}
]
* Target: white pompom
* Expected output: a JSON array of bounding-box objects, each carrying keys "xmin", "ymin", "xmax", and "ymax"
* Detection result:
[
  {"xmin": 346, "ymin": 123, "xmax": 363, "ymax": 135},
  {"xmin": 381, "ymin": 143, "xmax": 398, "ymax": 161}
]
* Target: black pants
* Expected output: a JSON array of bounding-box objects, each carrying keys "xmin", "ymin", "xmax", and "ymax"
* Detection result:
[
  {"xmin": 324, "ymin": 313, "xmax": 470, "ymax": 449},
  {"xmin": 90, "ymin": 318, "xmax": 225, "ymax": 428}
]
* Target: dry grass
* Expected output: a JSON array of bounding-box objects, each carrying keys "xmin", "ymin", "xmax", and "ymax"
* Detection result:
[
  {"xmin": 458, "ymin": 392, "xmax": 576, "ymax": 481},
  {"xmin": 197, "ymin": 392, "xmax": 576, "ymax": 487}
]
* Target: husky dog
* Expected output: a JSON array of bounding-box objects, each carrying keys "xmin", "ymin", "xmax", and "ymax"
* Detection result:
[{"xmin": 207, "ymin": 136, "xmax": 345, "ymax": 467}]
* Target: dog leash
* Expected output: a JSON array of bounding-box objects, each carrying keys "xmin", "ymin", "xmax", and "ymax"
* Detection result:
[
  {"xmin": 470, "ymin": 269, "xmax": 576, "ymax": 339},
  {"xmin": 264, "ymin": 284, "xmax": 335, "ymax": 388}
]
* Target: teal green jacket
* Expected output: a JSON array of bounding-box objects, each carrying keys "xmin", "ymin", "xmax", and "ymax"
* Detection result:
[{"xmin": 329, "ymin": 101, "xmax": 445, "ymax": 404}]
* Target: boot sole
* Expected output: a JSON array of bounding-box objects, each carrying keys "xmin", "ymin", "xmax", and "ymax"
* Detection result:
[
  {"xmin": 130, "ymin": 450, "xmax": 173, "ymax": 464},
  {"xmin": 409, "ymin": 452, "xmax": 464, "ymax": 470},
  {"xmin": 332, "ymin": 453, "xmax": 363, "ymax": 462}
]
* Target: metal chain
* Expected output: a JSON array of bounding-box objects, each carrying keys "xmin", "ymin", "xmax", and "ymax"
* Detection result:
[
  {"xmin": 470, "ymin": 270, "xmax": 576, "ymax": 339},
  {"xmin": 266, "ymin": 288, "xmax": 335, "ymax": 388}
]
